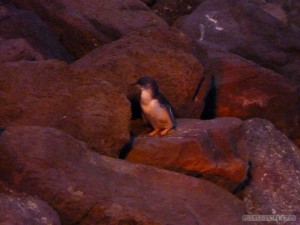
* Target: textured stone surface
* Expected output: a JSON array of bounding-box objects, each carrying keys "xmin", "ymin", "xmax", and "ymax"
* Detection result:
[
  {"xmin": 0, "ymin": 2, "xmax": 72, "ymax": 61},
  {"xmin": 0, "ymin": 126, "xmax": 249, "ymax": 225},
  {"xmin": 238, "ymin": 119, "xmax": 300, "ymax": 225},
  {"xmin": 72, "ymin": 27, "xmax": 207, "ymax": 118},
  {"xmin": 0, "ymin": 38, "xmax": 44, "ymax": 62},
  {"xmin": 0, "ymin": 60, "xmax": 130, "ymax": 157},
  {"xmin": 175, "ymin": 0, "xmax": 300, "ymax": 84},
  {"xmin": 196, "ymin": 41, "xmax": 300, "ymax": 147},
  {"xmin": 12, "ymin": 0, "xmax": 167, "ymax": 59},
  {"xmin": 127, "ymin": 118, "xmax": 248, "ymax": 191},
  {"xmin": 0, "ymin": 193, "xmax": 61, "ymax": 225}
]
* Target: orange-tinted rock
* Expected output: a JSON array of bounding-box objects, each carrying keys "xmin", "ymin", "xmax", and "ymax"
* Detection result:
[
  {"xmin": 0, "ymin": 38, "xmax": 44, "ymax": 62},
  {"xmin": 197, "ymin": 41, "xmax": 300, "ymax": 147},
  {"xmin": 0, "ymin": 60, "xmax": 130, "ymax": 157},
  {"xmin": 175, "ymin": 0, "xmax": 300, "ymax": 84},
  {"xmin": 72, "ymin": 27, "xmax": 207, "ymax": 118},
  {"xmin": 0, "ymin": 2, "xmax": 72, "ymax": 61},
  {"xmin": 0, "ymin": 126, "xmax": 249, "ymax": 225},
  {"xmin": 0, "ymin": 193, "xmax": 61, "ymax": 225},
  {"xmin": 237, "ymin": 119, "xmax": 300, "ymax": 222},
  {"xmin": 12, "ymin": 0, "xmax": 167, "ymax": 59},
  {"xmin": 127, "ymin": 118, "xmax": 248, "ymax": 191}
]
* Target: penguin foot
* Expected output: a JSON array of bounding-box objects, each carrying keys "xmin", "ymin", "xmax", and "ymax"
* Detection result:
[
  {"xmin": 148, "ymin": 129, "xmax": 160, "ymax": 136},
  {"xmin": 160, "ymin": 128, "xmax": 171, "ymax": 136}
]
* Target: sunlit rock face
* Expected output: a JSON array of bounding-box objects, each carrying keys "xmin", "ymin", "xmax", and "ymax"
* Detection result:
[
  {"xmin": 127, "ymin": 118, "xmax": 249, "ymax": 192},
  {"xmin": 174, "ymin": 0, "xmax": 300, "ymax": 84},
  {"xmin": 0, "ymin": 126, "xmax": 248, "ymax": 225},
  {"xmin": 195, "ymin": 41, "xmax": 300, "ymax": 147}
]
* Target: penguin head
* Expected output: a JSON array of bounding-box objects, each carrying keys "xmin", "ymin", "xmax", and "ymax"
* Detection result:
[{"xmin": 135, "ymin": 76, "xmax": 159, "ymax": 94}]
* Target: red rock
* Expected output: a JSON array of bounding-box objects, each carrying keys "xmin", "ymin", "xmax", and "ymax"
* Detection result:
[
  {"xmin": 237, "ymin": 119, "xmax": 300, "ymax": 223},
  {"xmin": 72, "ymin": 27, "xmax": 208, "ymax": 118},
  {"xmin": 0, "ymin": 2, "xmax": 72, "ymax": 61},
  {"xmin": 197, "ymin": 41, "xmax": 300, "ymax": 147},
  {"xmin": 11, "ymin": 0, "xmax": 167, "ymax": 59},
  {"xmin": 0, "ymin": 126, "xmax": 249, "ymax": 225},
  {"xmin": 127, "ymin": 118, "xmax": 249, "ymax": 191},
  {"xmin": 0, "ymin": 60, "xmax": 130, "ymax": 157},
  {"xmin": 175, "ymin": 0, "xmax": 300, "ymax": 84},
  {"xmin": 0, "ymin": 193, "xmax": 61, "ymax": 225},
  {"xmin": 0, "ymin": 38, "xmax": 44, "ymax": 62}
]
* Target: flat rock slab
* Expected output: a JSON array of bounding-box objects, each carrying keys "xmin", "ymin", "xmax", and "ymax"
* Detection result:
[
  {"xmin": 0, "ymin": 125, "xmax": 249, "ymax": 225},
  {"xmin": 127, "ymin": 118, "xmax": 249, "ymax": 191}
]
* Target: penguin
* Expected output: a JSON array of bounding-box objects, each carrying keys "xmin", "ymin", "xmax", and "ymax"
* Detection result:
[{"xmin": 135, "ymin": 76, "xmax": 176, "ymax": 136}]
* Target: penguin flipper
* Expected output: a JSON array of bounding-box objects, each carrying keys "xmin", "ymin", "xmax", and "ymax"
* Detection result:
[{"xmin": 165, "ymin": 105, "xmax": 176, "ymax": 128}]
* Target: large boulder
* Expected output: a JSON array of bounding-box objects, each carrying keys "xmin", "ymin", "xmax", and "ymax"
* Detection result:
[
  {"xmin": 0, "ymin": 38, "xmax": 44, "ymax": 62},
  {"xmin": 0, "ymin": 60, "xmax": 130, "ymax": 157},
  {"xmin": 127, "ymin": 118, "xmax": 249, "ymax": 191},
  {"xmin": 0, "ymin": 2, "xmax": 72, "ymax": 61},
  {"xmin": 11, "ymin": 0, "xmax": 167, "ymax": 59},
  {"xmin": 196, "ymin": 41, "xmax": 300, "ymax": 147},
  {"xmin": 0, "ymin": 126, "xmax": 249, "ymax": 225},
  {"xmin": 175, "ymin": 0, "xmax": 300, "ymax": 84},
  {"xmin": 72, "ymin": 27, "xmax": 208, "ymax": 118},
  {"xmin": 237, "ymin": 119, "xmax": 300, "ymax": 224},
  {"xmin": 0, "ymin": 193, "xmax": 61, "ymax": 225}
]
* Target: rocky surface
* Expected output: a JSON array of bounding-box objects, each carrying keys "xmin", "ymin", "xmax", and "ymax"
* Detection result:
[
  {"xmin": 175, "ymin": 0, "xmax": 300, "ymax": 84},
  {"xmin": 0, "ymin": 38, "xmax": 44, "ymax": 62},
  {"xmin": 0, "ymin": 2, "xmax": 73, "ymax": 61},
  {"xmin": 127, "ymin": 118, "xmax": 248, "ymax": 191},
  {"xmin": 0, "ymin": 193, "xmax": 61, "ymax": 225},
  {"xmin": 196, "ymin": 41, "xmax": 300, "ymax": 147},
  {"xmin": 0, "ymin": 60, "xmax": 130, "ymax": 157},
  {"xmin": 11, "ymin": 0, "xmax": 167, "ymax": 59},
  {"xmin": 0, "ymin": 126, "xmax": 248, "ymax": 225},
  {"xmin": 72, "ymin": 27, "xmax": 208, "ymax": 118},
  {"xmin": 238, "ymin": 119, "xmax": 300, "ymax": 225}
]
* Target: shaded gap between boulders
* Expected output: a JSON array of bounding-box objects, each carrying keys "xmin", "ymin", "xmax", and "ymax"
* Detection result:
[
  {"xmin": 119, "ymin": 132, "xmax": 135, "ymax": 159},
  {"xmin": 232, "ymin": 161, "xmax": 253, "ymax": 196},
  {"xmin": 201, "ymin": 76, "xmax": 216, "ymax": 119}
]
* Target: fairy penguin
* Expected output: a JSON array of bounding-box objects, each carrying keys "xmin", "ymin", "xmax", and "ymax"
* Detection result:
[{"xmin": 135, "ymin": 76, "xmax": 176, "ymax": 136}]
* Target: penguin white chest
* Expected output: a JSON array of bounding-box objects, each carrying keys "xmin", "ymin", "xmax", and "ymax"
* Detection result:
[{"xmin": 140, "ymin": 90, "xmax": 172, "ymax": 129}]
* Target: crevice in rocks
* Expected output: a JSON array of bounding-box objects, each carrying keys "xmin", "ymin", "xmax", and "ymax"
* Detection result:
[
  {"xmin": 232, "ymin": 161, "xmax": 253, "ymax": 196},
  {"xmin": 119, "ymin": 132, "xmax": 135, "ymax": 159},
  {"xmin": 0, "ymin": 128, "xmax": 5, "ymax": 135},
  {"xmin": 130, "ymin": 98, "xmax": 142, "ymax": 120},
  {"xmin": 201, "ymin": 76, "xmax": 216, "ymax": 119},
  {"xmin": 192, "ymin": 76, "xmax": 205, "ymax": 101},
  {"xmin": 143, "ymin": 0, "xmax": 157, "ymax": 8}
]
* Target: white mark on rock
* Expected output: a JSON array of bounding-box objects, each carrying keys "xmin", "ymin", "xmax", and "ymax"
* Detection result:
[
  {"xmin": 205, "ymin": 14, "xmax": 224, "ymax": 31},
  {"xmin": 67, "ymin": 186, "xmax": 84, "ymax": 198},
  {"xmin": 198, "ymin": 24, "xmax": 205, "ymax": 42}
]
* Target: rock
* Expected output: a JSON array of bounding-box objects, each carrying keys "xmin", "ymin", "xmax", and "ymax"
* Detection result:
[
  {"xmin": 144, "ymin": 0, "xmax": 203, "ymax": 25},
  {"xmin": 237, "ymin": 119, "xmax": 300, "ymax": 224},
  {"xmin": 11, "ymin": 0, "xmax": 167, "ymax": 59},
  {"xmin": 196, "ymin": 41, "xmax": 300, "ymax": 147},
  {"xmin": 0, "ymin": 126, "xmax": 249, "ymax": 225},
  {"xmin": 0, "ymin": 193, "xmax": 61, "ymax": 225},
  {"xmin": 175, "ymin": 0, "xmax": 300, "ymax": 84},
  {"xmin": 0, "ymin": 38, "xmax": 44, "ymax": 62},
  {"xmin": 0, "ymin": 2, "xmax": 73, "ymax": 61},
  {"xmin": 127, "ymin": 118, "xmax": 249, "ymax": 191},
  {"xmin": 72, "ymin": 27, "xmax": 208, "ymax": 118},
  {"xmin": 0, "ymin": 60, "xmax": 130, "ymax": 157}
]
